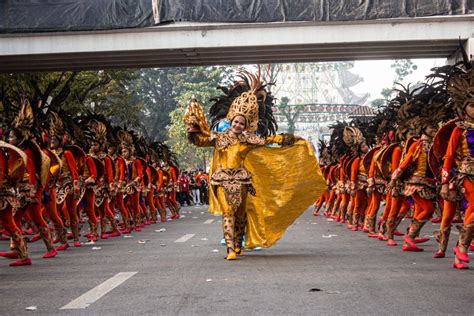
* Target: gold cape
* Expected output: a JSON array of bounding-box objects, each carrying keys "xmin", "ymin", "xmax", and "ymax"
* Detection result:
[{"xmin": 208, "ymin": 139, "xmax": 327, "ymax": 249}]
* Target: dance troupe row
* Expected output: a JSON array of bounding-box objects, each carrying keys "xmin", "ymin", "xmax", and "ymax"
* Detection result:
[
  {"xmin": 0, "ymin": 103, "xmax": 183, "ymax": 266},
  {"xmin": 312, "ymin": 58, "xmax": 474, "ymax": 270}
]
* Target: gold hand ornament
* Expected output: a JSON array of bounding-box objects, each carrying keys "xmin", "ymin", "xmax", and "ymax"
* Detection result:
[{"xmin": 183, "ymin": 96, "xmax": 211, "ymax": 135}]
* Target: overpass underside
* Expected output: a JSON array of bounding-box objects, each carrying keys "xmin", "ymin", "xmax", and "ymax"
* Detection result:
[{"xmin": 0, "ymin": 16, "xmax": 473, "ymax": 73}]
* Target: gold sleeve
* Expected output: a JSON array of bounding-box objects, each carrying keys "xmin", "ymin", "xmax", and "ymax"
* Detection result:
[
  {"xmin": 188, "ymin": 132, "xmax": 216, "ymax": 147},
  {"xmin": 264, "ymin": 134, "xmax": 284, "ymax": 145}
]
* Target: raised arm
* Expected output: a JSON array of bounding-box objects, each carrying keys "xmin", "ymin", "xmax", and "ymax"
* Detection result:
[{"xmin": 183, "ymin": 97, "xmax": 215, "ymax": 148}]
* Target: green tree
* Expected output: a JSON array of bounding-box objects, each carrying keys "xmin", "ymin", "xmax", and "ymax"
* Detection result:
[
  {"xmin": 166, "ymin": 66, "xmax": 232, "ymax": 170},
  {"xmin": 277, "ymin": 96, "xmax": 304, "ymax": 134},
  {"xmin": 0, "ymin": 70, "xmax": 142, "ymax": 130},
  {"xmin": 371, "ymin": 59, "xmax": 418, "ymax": 107}
]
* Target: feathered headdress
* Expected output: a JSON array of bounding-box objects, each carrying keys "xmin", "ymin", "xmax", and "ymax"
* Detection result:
[
  {"xmin": 328, "ymin": 121, "xmax": 350, "ymax": 158},
  {"xmin": 49, "ymin": 111, "xmax": 65, "ymax": 142},
  {"xmin": 447, "ymin": 66, "xmax": 474, "ymax": 119},
  {"xmin": 88, "ymin": 120, "xmax": 107, "ymax": 145},
  {"xmin": 210, "ymin": 70, "xmax": 277, "ymax": 137},
  {"xmin": 343, "ymin": 126, "xmax": 365, "ymax": 151},
  {"xmin": 118, "ymin": 130, "xmax": 134, "ymax": 151},
  {"xmin": 396, "ymin": 82, "xmax": 451, "ymax": 136},
  {"xmin": 318, "ymin": 139, "xmax": 332, "ymax": 166},
  {"xmin": 13, "ymin": 97, "xmax": 34, "ymax": 140},
  {"xmin": 130, "ymin": 131, "xmax": 148, "ymax": 159}
]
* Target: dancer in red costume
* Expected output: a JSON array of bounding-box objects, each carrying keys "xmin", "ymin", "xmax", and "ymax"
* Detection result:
[
  {"xmin": 9, "ymin": 100, "xmax": 57, "ymax": 259},
  {"xmin": 109, "ymin": 141, "xmax": 132, "ymax": 233},
  {"xmin": 390, "ymin": 87, "xmax": 450, "ymax": 252},
  {"xmin": 164, "ymin": 159, "xmax": 181, "ymax": 219},
  {"xmin": 80, "ymin": 148, "xmax": 99, "ymax": 241},
  {"xmin": 86, "ymin": 120, "xmax": 121, "ymax": 239},
  {"xmin": 343, "ymin": 127, "xmax": 370, "ymax": 231},
  {"xmin": 363, "ymin": 140, "xmax": 384, "ymax": 236},
  {"xmin": 118, "ymin": 130, "xmax": 144, "ymax": 231},
  {"xmin": 50, "ymin": 112, "xmax": 86, "ymax": 247},
  {"xmin": 313, "ymin": 140, "xmax": 332, "ymax": 216},
  {"xmin": 42, "ymin": 145, "xmax": 69, "ymax": 251},
  {"xmin": 155, "ymin": 161, "xmax": 168, "ymax": 222},
  {"xmin": 0, "ymin": 141, "xmax": 32, "ymax": 266},
  {"xmin": 439, "ymin": 65, "xmax": 474, "ymax": 269}
]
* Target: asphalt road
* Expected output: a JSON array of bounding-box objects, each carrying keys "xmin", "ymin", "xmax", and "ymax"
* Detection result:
[{"xmin": 0, "ymin": 205, "xmax": 472, "ymax": 315}]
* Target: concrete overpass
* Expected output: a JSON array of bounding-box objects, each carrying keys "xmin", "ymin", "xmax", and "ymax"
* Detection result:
[{"xmin": 0, "ymin": 15, "xmax": 473, "ymax": 73}]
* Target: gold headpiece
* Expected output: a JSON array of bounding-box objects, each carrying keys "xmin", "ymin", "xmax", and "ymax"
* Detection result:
[
  {"xmin": 49, "ymin": 112, "xmax": 65, "ymax": 141},
  {"xmin": 226, "ymin": 72, "xmax": 262, "ymax": 133},
  {"xmin": 343, "ymin": 126, "xmax": 365, "ymax": 151},
  {"xmin": 448, "ymin": 68, "xmax": 474, "ymax": 119},
  {"xmin": 118, "ymin": 130, "xmax": 133, "ymax": 150},
  {"xmin": 13, "ymin": 98, "xmax": 34, "ymax": 140},
  {"xmin": 89, "ymin": 120, "xmax": 107, "ymax": 145}
]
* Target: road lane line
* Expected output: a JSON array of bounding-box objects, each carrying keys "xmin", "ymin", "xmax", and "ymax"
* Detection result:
[
  {"xmin": 204, "ymin": 219, "xmax": 214, "ymax": 224},
  {"xmin": 60, "ymin": 272, "xmax": 137, "ymax": 309},
  {"xmin": 175, "ymin": 234, "xmax": 195, "ymax": 243}
]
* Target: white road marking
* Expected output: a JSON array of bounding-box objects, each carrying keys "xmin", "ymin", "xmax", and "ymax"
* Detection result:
[
  {"xmin": 204, "ymin": 219, "xmax": 214, "ymax": 224},
  {"xmin": 60, "ymin": 272, "xmax": 137, "ymax": 309},
  {"xmin": 175, "ymin": 234, "xmax": 195, "ymax": 243}
]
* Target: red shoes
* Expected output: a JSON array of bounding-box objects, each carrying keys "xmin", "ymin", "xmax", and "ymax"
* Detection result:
[
  {"xmin": 312, "ymin": 212, "xmax": 321, "ymax": 216},
  {"xmin": 454, "ymin": 246, "xmax": 470, "ymax": 263},
  {"xmin": 387, "ymin": 240, "xmax": 397, "ymax": 246},
  {"xmin": 351, "ymin": 226, "xmax": 358, "ymax": 231},
  {"xmin": 107, "ymin": 232, "xmax": 121, "ymax": 237},
  {"xmin": 404, "ymin": 235, "xmax": 418, "ymax": 248},
  {"xmin": 394, "ymin": 231, "xmax": 404, "ymax": 236},
  {"xmin": 10, "ymin": 258, "xmax": 32, "ymax": 266},
  {"xmin": 453, "ymin": 261, "xmax": 469, "ymax": 269},
  {"xmin": 43, "ymin": 249, "xmax": 58, "ymax": 259},
  {"xmin": 433, "ymin": 251, "xmax": 445, "ymax": 258},
  {"xmin": 0, "ymin": 251, "xmax": 20, "ymax": 259},
  {"xmin": 415, "ymin": 237, "xmax": 430, "ymax": 244},
  {"xmin": 55, "ymin": 243, "xmax": 69, "ymax": 251},
  {"xmin": 402, "ymin": 245, "xmax": 424, "ymax": 252},
  {"xmin": 73, "ymin": 241, "xmax": 82, "ymax": 247}
]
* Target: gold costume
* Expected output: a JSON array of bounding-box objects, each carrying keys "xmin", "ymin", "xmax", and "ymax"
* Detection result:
[
  {"xmin": 184, "ymin": 72, "xmax": 326, "ymax": 258},
  {"xmin": 189, "ymin": 129, "xmax": 326, "ymax": 250}
]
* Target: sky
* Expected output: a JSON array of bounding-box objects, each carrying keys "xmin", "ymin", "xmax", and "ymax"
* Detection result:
[{"xmin": 350, "ymin": 58, "xmax": 446, "ymax": 103}]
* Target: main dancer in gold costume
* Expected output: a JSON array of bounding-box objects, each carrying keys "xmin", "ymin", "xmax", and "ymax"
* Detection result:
[{"xmin": 183, "ymin": 71, "xmax": 326, "ymax": 260}]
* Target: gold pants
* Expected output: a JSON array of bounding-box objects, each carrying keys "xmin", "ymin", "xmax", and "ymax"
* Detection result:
[{"xmin": 216, "ymin": 186, "xmax": 247, "ymax": 252}]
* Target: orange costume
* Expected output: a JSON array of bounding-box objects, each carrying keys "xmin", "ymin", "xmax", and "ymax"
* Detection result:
[
  {"xmin": 349, "ymin": 153, "xmax": 369, "ymax": 230},
  {"xmin": 384, "ymin": 143, "xmax": 410, "ymax": 245},
  {"xmin": 391, "ymin": 135, "xmax": 436, "ymax": 251},
  {"xmin": 364, "ymin": 146, "xmax": 384, "ymax": 235},
  {"xmin": 441, "ymin": 121, "xmax": 474, "ymax": 268}
]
